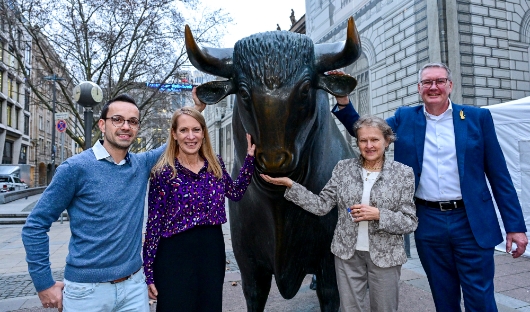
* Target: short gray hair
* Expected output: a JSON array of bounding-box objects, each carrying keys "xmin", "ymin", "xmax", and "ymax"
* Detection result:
[
  {"xmin": 353, "ymin": 115, "xmax": 396, "ymax": 151},
  {"xmin": 417, "ymin": 63, "xmax": 452, "ymax": 83}
]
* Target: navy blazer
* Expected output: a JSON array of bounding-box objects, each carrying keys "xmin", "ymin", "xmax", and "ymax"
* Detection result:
[{"xmin": 334, "ymin": 103, "xmax": 527, "ymax": 248}]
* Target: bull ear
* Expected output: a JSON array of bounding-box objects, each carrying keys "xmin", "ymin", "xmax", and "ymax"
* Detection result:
[
  {"xmin": 316, "ymin": 74, "xmax": 357, "ymax": 97},
  {"xmin": 196, "ymin": 80, "xmax": 236, "ymax": 105}
]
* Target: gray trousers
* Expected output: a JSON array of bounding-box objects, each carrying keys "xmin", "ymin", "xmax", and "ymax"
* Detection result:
[{"xmin": 335, "ymin": 251, "xmax": 401, "ymax": 312}]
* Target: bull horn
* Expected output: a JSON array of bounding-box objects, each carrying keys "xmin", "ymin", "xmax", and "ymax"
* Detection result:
[
  {"xmin": 184, "ymin": 25, "xmax": 234, "ymax": 78},
  {"xmin": 314, "ymin": 17, "xmax": 362, "ymax": 73}
]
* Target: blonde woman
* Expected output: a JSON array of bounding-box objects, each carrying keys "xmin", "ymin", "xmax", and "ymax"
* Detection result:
[{"xmin": 143, "ymin": 107, "xmax": 255, "ymax": 311}]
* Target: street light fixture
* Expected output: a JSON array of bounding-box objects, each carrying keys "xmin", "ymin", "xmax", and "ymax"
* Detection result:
[
  {"xmin": 73, "ymin": 81, "xmax": 103, "ymax": 149},
  {"xmin": 43, "ymin": 74, "xmax": 65, "ymax": 178}
]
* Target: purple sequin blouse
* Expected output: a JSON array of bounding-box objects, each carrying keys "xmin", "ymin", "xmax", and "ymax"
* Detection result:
[{"xmin": 143, "ymin": 155, "xmax": 255, "ymax": 285}]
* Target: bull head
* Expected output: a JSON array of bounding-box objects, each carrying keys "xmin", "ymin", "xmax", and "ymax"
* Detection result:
[
  {"xmin": 185, "ymin": 17, "xmax": 361, "ymax": 104},
  {"xmin": 185, "ymin": 17, "xmax": 361, "ymax": 176}
]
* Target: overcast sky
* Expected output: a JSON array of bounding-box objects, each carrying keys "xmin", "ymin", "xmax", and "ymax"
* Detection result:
[{"xmin": 198, "ymin": 0, "xmax": 306, "ymax": 47}]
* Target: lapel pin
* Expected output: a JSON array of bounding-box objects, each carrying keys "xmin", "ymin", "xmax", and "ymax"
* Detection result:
[{"xmin": 460, "ymin": 110, "xmax": 465, "ymax": 120}]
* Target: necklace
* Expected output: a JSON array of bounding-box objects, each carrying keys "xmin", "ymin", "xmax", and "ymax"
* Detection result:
[
  {"xmin": 362, "ymin": 159, "xmax": 383, "ymax": 181},
  {"xmin": 363, "ymin": 164, "xmax": 382, "ymax": 171},
  {"xmin": 362, "ymin": 160, "xmax": 383, "ymax": 171},
  {"xmin": 363, "ymin": 168, "xmax": 380, "ymax": 181}
]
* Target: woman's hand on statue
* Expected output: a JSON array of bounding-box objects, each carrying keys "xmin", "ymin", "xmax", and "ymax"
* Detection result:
[
  {"xmin": 192, "ymin": 87, "xmax": 206, "ymax": 112},
  {"xmin": 147, "ymin": 284, "xmax": 158, "ymax": 300},
  {"xmin": 350, "ymin": 204, "xmax": 380, "ymax": 221},
  {"xmin": 246, "ymin": 134, "xmax": 256, "ymax": 156},
  {"xmin": 260, "ymin": 174, "xmax": 293, "ymax": 188}
]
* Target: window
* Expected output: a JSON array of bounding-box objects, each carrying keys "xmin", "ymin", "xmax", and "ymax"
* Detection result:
[
  {"xmin": 14, "ymin": 82, "xmax": 19, "ymax": 102},
  {"xmin": 47, "ymin": 120, "xmax": 50, "ymax": 133},
  {"xmin": 39, "ymin": 115, "xmax": 43, "ymax": 130},
  {"xmin": 15, "ymin": 107, "xmax": 19, "ymax": 129},
  {"xmin": 38, "ymin": 138, "xmax": 44, "ymax": 154},
  {"xmin": 6, "ymin": 104, "xmax": 12, "ymax": 127},
  {"xmin": 24, "ymin": 47, "xmax": 31, "ymax": 66},
  {"xmin": 19, "ymin": 146, "xmax": 27, "ymax": 164},
  {"xmin": 24, "ymin": 115, "xmax": 29, "ymax": 135},
  {"xmin": 0, "ymin": 40, "xmax": 3, "ymax": 62},
  {"xmin": 7, "ymin": 77, "xmax": 12, "ymax": 98},
  {"xmin": 24, "ymin": 89, "xmax": 29, "ymax": 110},
  {"xmin": 17, "ymin": 30, "xmax": 22, "ymax": 49},
  {"xmin": 2, "ymin": 141, "xmax": 13, "ymax": 164},
  {"xmin": 0, "ymin": 71, "xmax": 3, "ymax": 92},
  {"xmin": 8, "ymin": 47, "xmax": 15, "ymax": 69}
]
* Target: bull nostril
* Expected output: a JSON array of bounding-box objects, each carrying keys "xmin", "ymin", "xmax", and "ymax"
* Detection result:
[{"xmin": 257, "ymin": 151, "xmax": 292, "ymax": 170}]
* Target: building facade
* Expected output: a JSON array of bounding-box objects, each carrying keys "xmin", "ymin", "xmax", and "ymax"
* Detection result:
[
  {"xmin": 0, "ymin": 14, "xmax": 32, "ymax": 174},
  {"xmin": 203, "ymin": 0, "xmax": 530, "ymax": 160},
  {"xmin": 307, "ymin": 0, "xmax": 530, "ymax": 118},
  {"xmin": 29, "ymin": 35, "xmax": 77, "ymax": 186}
]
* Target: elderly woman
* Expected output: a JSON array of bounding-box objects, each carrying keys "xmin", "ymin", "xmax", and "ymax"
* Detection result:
[
  {"xmin": 143, "ymin": 106, "xmax": 255, "ymax": 311},
  {"xmin": 262, "ymin": 115, "xmax": 417, "ymax": 312}
]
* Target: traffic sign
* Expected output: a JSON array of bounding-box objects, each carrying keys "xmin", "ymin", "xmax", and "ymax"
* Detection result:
[
  {"xmin": 56, "ymin": 119, "xmax": 67, "ymax": 132},
  {"xmin": 55, "ymin": 112, "xmax": 69, "ymax": 120}
]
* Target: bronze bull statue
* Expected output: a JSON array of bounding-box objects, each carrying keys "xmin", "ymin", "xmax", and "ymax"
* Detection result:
[{"xmin": 185, "ymin": 17, "xmax": 361, "ymax": 311}]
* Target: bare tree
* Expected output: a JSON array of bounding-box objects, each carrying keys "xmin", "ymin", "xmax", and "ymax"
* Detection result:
[{"xmin": 1, "ymin": 0, "xmax": 231, "ymax": 149}]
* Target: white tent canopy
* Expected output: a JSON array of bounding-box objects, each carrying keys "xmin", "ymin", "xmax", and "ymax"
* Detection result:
[{"xmin": 484, "ymin": 96, "xmax": 530, "ymax": 257}]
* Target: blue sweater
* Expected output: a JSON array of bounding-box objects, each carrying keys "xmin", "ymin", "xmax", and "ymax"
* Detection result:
[{"xmin": 22, "ymin": 145, "xmax": 164, "ymax": 292}]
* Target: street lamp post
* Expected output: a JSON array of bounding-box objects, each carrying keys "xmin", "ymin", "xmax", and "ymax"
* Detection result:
[
  {"xmin": 43, "ymin": 74, "xmax": 65, "ymax": 178},
  {"xmin": 73, "ymin": 82, "xmax": 103, "ymax": 149}
]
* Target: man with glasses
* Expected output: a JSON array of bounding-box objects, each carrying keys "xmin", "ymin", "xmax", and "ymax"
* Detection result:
[
  {"xmin": 22, "ymin": 93, "xmax": 204, "ymax": 311},
  {"xmin": 332, "ymin": 62, "xmax": 527, "ymax": 311}
]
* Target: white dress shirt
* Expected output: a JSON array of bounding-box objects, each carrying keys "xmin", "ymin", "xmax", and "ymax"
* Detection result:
[
  {"xmin": 92, "ymin": 140, "xmax": 129, "ymax": 165},
  {"xmin": 415, "ymin": 100, "xmax": 462, "ymax": 201}
]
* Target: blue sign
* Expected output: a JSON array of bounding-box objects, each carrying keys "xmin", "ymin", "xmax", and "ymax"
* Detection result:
[
  {"xmin": 146, "ymin": 82, "xmax": 194, "ymax": 92},
  {"xmin": 56, "ymin": 120, "xmax": 67, "ymax": 132}
]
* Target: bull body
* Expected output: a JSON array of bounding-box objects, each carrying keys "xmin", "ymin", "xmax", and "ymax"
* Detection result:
[{"xmin": 185, "ymin": 17, "xmax": 362, "ymax": 311}]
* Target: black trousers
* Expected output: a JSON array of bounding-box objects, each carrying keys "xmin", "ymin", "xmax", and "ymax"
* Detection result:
[{"xmin": 153, "ymin": 224, "xmax": 226, "ymax": 312}]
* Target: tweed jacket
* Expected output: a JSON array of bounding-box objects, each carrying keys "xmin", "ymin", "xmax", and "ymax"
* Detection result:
[{"xmin": 285, "ymin": 156, "xmax": 417, "ymax": 268}]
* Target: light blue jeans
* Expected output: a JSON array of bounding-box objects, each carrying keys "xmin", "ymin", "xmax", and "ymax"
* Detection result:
[{"xmin": 62, "ymin": 269, "xmax": 149, "ymax": 312}]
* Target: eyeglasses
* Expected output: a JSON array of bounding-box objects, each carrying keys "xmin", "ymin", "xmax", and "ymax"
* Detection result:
[
  {"xmin": 420, "ymin": 78, "xmax": 450, "ymax": 88},
  {"xmin": 104, "ymin": 115, "xmax": 141, "ymax": 129}
]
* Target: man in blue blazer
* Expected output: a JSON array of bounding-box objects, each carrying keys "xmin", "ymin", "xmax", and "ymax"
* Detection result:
[{"xmin": 333, "ymin": 63, "xmax": 527, "ymax": 311}]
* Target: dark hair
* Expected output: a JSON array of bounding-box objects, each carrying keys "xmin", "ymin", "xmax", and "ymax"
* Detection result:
[{"xmin": 100, "ymin": 94, "xmax": 138, "ymax": 120}]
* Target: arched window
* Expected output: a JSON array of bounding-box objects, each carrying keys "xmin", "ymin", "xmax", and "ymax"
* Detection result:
[
  {"xmin": 345, "ymin": 53, "xmax": 370, "ymax": 116},
  {"xmin": 520, "ymin": 11, "xmax": 530, "ymax": 44},
  {"xmin": 343, "ymin": 52, "xmax": 370, "ymax": 148}
]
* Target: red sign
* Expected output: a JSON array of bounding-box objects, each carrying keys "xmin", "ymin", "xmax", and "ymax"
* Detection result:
[{"xmin": 56, "ymin": 119, "xmax": 67, "ymax": 132}]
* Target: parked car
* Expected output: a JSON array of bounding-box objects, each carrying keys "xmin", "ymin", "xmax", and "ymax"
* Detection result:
[{"xmin": 0, "ymin": 175, "xmax": 28, "ymax": 192}]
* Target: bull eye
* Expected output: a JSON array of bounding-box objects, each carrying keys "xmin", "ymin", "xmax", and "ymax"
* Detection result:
[
  {"xmin": 239, "ymin": 88, "xmax": 251, "ymax": 102},
  {"xmin": 299, "ymin": 81, "xmax": 311, "ymax": 99}
]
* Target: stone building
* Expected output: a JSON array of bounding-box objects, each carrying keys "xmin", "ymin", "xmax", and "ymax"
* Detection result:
[
  {"xmin": 203, "ymin": 0, "xmax": 530, "ymax": 162},
  {"xmin": 307, "ymin": 0, "xmax": 530, "ymax": 119},
  {"xmin": 0, "ymin": 13, "xmax": 32, "ymax": 170},
  {"xmin": 29, "ymin": 34, "xmax": 78, "ymax": 186}
]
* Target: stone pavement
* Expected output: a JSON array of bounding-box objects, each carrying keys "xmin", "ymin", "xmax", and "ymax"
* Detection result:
[{"xmin": 0, "ymin": 195, "xmax": 529, "ymax": 311}]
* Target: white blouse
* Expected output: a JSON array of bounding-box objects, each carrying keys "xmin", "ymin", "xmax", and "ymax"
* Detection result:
[{"xmin": 356, "ymin": 168, "xmax": 379, "ymax": 251}]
